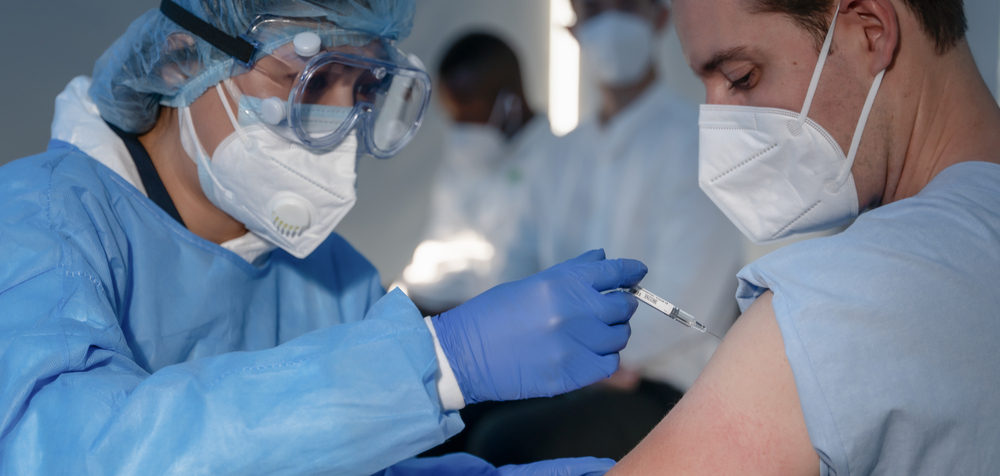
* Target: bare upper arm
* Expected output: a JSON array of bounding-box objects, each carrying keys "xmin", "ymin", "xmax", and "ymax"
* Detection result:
[{"xmin": 608, "ymin": 291, "xmax": 819, "ymax": 475}]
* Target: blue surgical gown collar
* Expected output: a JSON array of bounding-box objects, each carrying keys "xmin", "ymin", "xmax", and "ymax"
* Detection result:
[
  {"xmin": 47, "ymin": 139, "xmax": 276, "ymax": 276},
  {"xmin": 104, "ymin": 121, "xmax": 186, "ymax": 227}
]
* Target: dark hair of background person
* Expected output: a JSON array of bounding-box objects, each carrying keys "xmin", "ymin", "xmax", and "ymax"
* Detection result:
[
  {"xmin": 437, "ymin": 32, "xmax": 526, "ymax": 105},
  {"xmin": 749, "ymin": 0, "xmax": 968, "ymax": 54}
]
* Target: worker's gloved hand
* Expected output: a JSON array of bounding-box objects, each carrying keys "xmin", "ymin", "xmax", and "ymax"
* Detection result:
[
  {"xmin": 498, "ymin": 457, "xmax": 616, "ymax": 476},
  {"xmin": 431, "ymin": 249, "xmax": 646, "ymax": 404},
  {"xmin": 374, "ymin": 453, "xmax": 496, "ymax": 475}
]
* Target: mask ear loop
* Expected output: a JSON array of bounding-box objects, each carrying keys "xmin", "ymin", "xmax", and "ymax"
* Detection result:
[
  {"xmin": 216, "ymin": 80, "xmax": 252, "ymax": 149},
  {"xmin": 793, "ymin": 9, "xmax": 839, "ymax": 134},
  {"xmin": 179, "ymin": 105, "xmax": 235, "ymax": 202},
  {"xmin": 836, "ymin": 69, "xmax": 885, "ymax": 185},
  {"xmin": 793, "ymin": 6, "xmax": 887, "ymax": 189}
]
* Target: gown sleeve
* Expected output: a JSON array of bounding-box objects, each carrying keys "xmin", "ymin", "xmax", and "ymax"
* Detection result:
[{"xmin": 0, "ymin": 153, "xmax": 463, "ymax": 476}]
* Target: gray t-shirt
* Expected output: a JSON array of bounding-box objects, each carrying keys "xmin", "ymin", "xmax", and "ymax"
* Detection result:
[{"xmin": 737, "ymin": 162, "xmax": 1000, "ymax": 475}]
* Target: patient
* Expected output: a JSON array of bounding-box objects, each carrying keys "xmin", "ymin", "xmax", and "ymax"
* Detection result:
[{"xmin": 607, "ymin": 0, "xmax": 1000, "ymax": 474}]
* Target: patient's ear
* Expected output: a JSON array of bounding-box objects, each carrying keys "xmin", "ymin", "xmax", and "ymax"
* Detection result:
[{"xmin": 841, "ymin": 0, "xmax": 899, "ymax": 74}]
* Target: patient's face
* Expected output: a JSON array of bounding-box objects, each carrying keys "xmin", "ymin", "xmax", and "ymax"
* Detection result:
[
  {"xmin": 673, "ymin": 0, "xmax": 872, "ymax": 174},
  {"xmin": 673, "ymin": 0, "xmax": 824, "ymax": 110}
]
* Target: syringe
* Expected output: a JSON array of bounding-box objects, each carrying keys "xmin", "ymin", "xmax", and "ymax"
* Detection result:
[{"xmin": 611, "ymin": 285, "xmax": 722, "ymax": 340}]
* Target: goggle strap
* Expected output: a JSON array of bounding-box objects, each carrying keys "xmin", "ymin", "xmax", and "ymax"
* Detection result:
[{"xmin": 160, "ymin": 0, "xmax": 258, "ymax": 66}]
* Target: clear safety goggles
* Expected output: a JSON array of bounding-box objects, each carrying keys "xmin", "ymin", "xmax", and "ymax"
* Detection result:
[
  {"xmin": 159, "ymin": 4, "xmax": 432, "ymax": 158},
  {"xmin": 230, "ymin": 45, "xmax": 430, "ymax": 157}
]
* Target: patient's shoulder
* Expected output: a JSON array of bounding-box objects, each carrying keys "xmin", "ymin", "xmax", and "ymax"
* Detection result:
[{"xmin": 609, "ymin": 291, "xmax": 819, "ymax": 476}]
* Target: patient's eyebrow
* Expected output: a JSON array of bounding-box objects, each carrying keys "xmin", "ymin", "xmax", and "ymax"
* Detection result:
[{"xmin": 700, "ymin": 46, "xmax": 750, "ymax": 75}]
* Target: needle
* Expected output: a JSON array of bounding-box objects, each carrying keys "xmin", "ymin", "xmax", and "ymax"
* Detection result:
[{"xmin": 610, "ymin": 285, "xmax": 722, "ymax": 341}]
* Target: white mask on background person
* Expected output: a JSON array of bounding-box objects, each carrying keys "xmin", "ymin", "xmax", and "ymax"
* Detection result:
[
  {"xmin": 444, "ymin": 88, "xmax": 528, "ymax": 173},
  {"xmin": 697, "ymin": 10, "xmax": 885, "ymax": 244},
  {"xmin": 179, "ymin": 81, "xmax": 359, "ymax": 259},
  {"xmin": 444, "ymin": 123, "xmax": 506, "ymax": 172},
  {"xmin": 575, "ymin": 11, "xmax": 656, "ymax": 87}
]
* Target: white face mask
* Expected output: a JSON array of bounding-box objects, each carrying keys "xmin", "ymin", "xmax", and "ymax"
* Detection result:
[
  {"xmin": 575, "ymin": 11, "xmax": 656, "ymax": 87},
  {"xmin": 179, "ymin": 81, "xmax": 359, "ymax": 259},
  {"xmin": 698, "ymin": 10, "xmax": 886, "ymax": 244},
  {"xmin": 444, "ymin": 124, "xmax": 506, "ymax": 171}
]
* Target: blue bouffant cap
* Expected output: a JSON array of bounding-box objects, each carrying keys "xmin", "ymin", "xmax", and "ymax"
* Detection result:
[{"xmin": 90, "ymin": 0, "xmax": 415, "ymax": 133}]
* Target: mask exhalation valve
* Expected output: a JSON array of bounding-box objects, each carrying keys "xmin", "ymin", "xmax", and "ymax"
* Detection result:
[{"xmin": 269, "ymin": 193, "xmax": 312, "ymax": 237}]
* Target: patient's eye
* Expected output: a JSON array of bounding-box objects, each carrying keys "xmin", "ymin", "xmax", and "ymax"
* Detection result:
[
  {"xmin": 724, "ymin": 62, "xmax": 758, "ymax": 91},
  {"xmin": 730, "ymin": 71, "xmax": 753, "ymax": 90}
]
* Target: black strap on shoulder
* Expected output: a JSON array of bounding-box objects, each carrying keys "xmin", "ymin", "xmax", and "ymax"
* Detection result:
[
  {"xmin": 105, "ymin": 122, "xmax": 187, "ymax": 228},
  {"xmin": 159, "ymin": 0, "xmax": 258, "ymax": 66}
]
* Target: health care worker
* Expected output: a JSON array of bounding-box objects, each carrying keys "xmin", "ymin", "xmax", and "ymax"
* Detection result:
[
  {"xmin": 467, "ymin": 0, "xmax": 743, "ymax": 462},
  {"xmin": 0, "ymin": 1, "xmax": 647, "ymax": 474},
  {"xmin": 400, "ymin": 33, "xmax": 557, "ymax": 314},
  {"xmin": 603, "ymin": 0, "xmax": 1000, "ymax": 474}
]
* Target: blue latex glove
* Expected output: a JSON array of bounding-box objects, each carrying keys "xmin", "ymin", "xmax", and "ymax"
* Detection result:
[
  {"xmin": 498, "ymin": 458, "xmax": 616, "ymax": 476},
  {"xmin": 374, "ymin": 453, "xmax": 497, "ymax": 476},
  {"xmin": 373, "ymin": 454, "xmax": 614, "ymax": 476},
  {"xmin": 432, "ymin": 249, "xmax": 647, "ymax": 404}
]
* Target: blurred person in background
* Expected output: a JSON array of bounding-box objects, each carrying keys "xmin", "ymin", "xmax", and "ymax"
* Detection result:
[
  {"xmin": 397, "ymin": 32, "xmax": 556, "ymax": 315},
  {"xmin": 443, "ymin": 0, "xmax": 746, "ymax": 465}
]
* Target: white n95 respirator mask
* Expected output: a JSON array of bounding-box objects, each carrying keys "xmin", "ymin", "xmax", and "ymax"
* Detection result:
[
  {"xmin": 179, "ymin": 81, "xmax": 358, "ymax": 259},
  {"xmin": 698, "ymin": 9, "xmax": 885, "ymax": 245},
  {"xmin": 575, "ymin": 11, "xmax": 656, "ymax": 87}
]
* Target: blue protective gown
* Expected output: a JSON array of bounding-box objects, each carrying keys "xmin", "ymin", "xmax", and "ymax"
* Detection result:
[{"xmin": 0, "ymin": 140, "xmax": 463, "ymax": 475}]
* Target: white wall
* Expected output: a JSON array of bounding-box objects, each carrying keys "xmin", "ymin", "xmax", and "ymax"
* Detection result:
[
  {"xmin": 967, "ymin": 0, "xmax": 1000, "ymax": 99},
  {"xmin": 0, "ymin": 1, "xmax": 159, "ymax": 164}
]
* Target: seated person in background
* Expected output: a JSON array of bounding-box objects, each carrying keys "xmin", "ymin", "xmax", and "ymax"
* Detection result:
[
  {"xmin": 398, "ymin": 32, "xmax": 556, "ymax": 315},
  {"xmin": 608, "ymin": 0, "xmax": 1000, "ymax": 473},
  {"xmin": 450, "ymin": 0, "xmax": 746, "ymax": 465}
]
